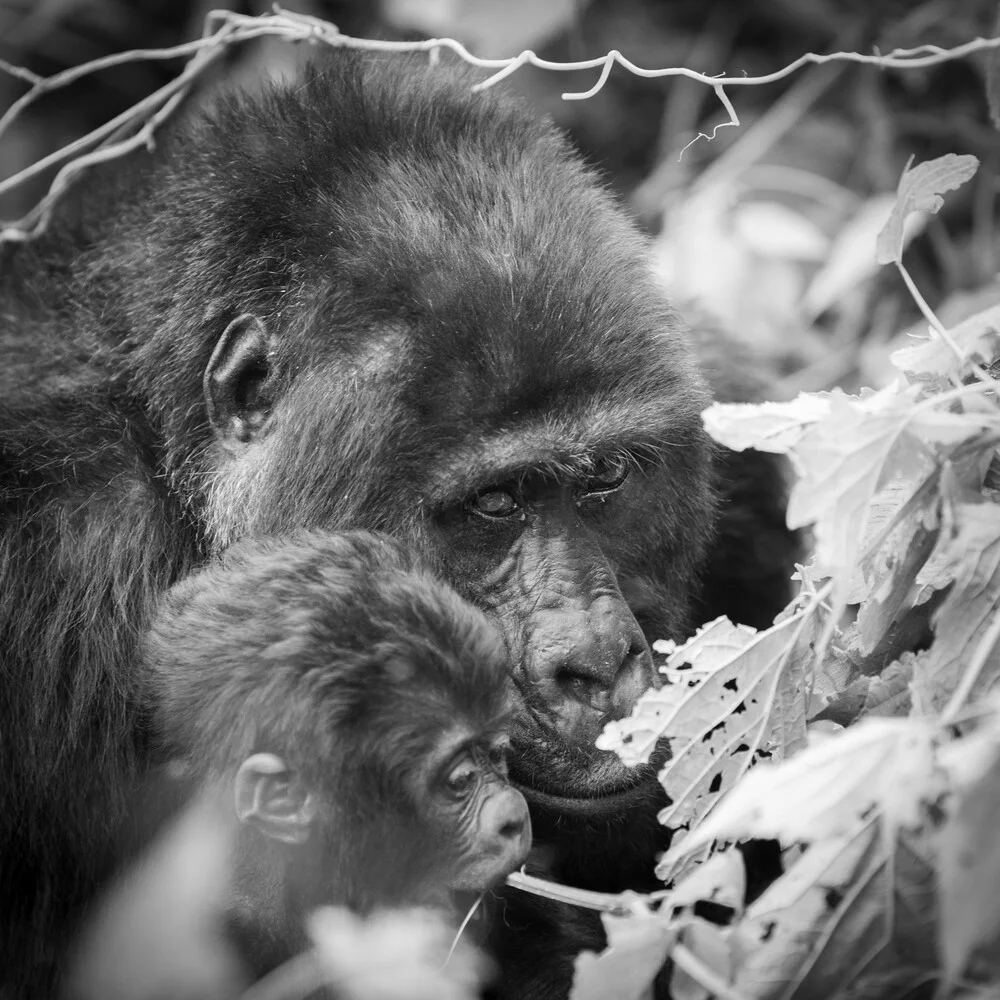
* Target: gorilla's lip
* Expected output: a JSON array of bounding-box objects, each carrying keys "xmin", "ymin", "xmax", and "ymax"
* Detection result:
[{"xmin": 513, "ymin": 772, "xmax": 661, "ymax": 817}]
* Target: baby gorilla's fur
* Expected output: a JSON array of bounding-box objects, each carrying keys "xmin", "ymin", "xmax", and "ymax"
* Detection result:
[{"xmin": 142, "ymin": 529, "xmax": 531, "ymax": 975}]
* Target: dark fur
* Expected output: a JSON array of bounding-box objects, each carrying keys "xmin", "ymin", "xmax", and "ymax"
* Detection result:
[
  {"xmin": 0, "ymin": 51, "xmax": 794, "ymax": 995},
  {"xmin": 142, "ymin": 529, "xmax": 515, "ymax": 976}
]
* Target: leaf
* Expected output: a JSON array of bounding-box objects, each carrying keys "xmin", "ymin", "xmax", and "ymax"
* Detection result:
[
  {"xmin": 891, "ymin": 303, "xmax": 1000, "ymax": 378},
  {"xmin": 702, "ymin": 393, "xmax": 833, "ymax": 454},
  {"xmin": 876, "ymin": 154, "xmax": 979, "ymax": 265},
  {"xmin": 669, "ymin": 849, "xmax": 747, "ymax": 917},
  {"xmin": 726, "ymin": 819, "xmax": 938, "ymax": 1000},
  {"xmin": 786, "ymin": 385, "xmax": 931, "ymax": 577},
  {"xmin": 910, "ymin": 502, "xmax": 1000, "ymax": 714},
  {"xmin": 811, "ymin": 658, "xmax": 916, "ymax": 728},
  {"xmin": 938, "ymin": 736, "xmax": 1000, "ymax": 983},
  {"xmin": 308, "ymin": 907, "xmax": 487, "ymax": 1000},
  {"xmin": 666, "ymin": 718, "xmax": 940, "ymax": 859},
  {"xmin": 68, "ymin": 796, "xmax": 243, "ymax": 1000},
  {"xmin": 853, "ymin": 492, "xmax": 939, "ymax": 656},
  {"xmin": 858, "ymin": 658, "xmax": 915, "ymax": 719},
  {"xmin": 569, "ymin": 910, "xmax": 675, "ymax": 1000},
  {"xmin": 657, "ymin": 618, "xmax": 812, "ymax": 832},
  {"xmin": 599, "ymin": 617, "xmax": 761, "ymax": 766},
  {"xmin": 601, "ymin": 613, "xmax": 812, "ymax": 832},
  {"xmin": 670, "ymin": 918, "xmax": 734, "ymax": 1000},
  {"xmin": 727, "ymin": 819, "xmax": 887, "ymax": 1000}
]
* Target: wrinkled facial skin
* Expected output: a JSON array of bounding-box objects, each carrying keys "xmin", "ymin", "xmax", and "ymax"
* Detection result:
[
  {"xmin": 429, "ymin": 740, "xmax": 532, "ymax": 893},
  {"xmin": 202, "ymin": 344, "xmax": 709, "ymax": 818},
  {"xmin": 321, "ymin": 731, "xmax": 533, "ymax": 913},
  {"xmin": 182, "ymin": 56, "xmax": 716, "ymax": 827},
  {"xmin": 432, "ymin": 465, "xmax": 692, "ymax": 813}
]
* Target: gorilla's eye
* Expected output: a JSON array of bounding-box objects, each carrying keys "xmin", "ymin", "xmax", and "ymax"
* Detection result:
[
  {"xmin": 445, "ymin": 759, "xmax": 479, "ymax": 797},
  {"xmin": 468, "ymin": 488, "xmax": 520, "ymax": 520},
  {"xmin": 488, "ymin": 739, "xmax": 510, "ymax": 774},
  {"xmin": 581, "ymin": 454, "xmax": 630, "ymax": 496}
]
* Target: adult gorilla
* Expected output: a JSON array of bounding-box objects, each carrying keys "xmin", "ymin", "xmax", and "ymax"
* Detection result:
[{"xmin": 0, "ymin": 51, "xmax": 793, "ymax": 995}]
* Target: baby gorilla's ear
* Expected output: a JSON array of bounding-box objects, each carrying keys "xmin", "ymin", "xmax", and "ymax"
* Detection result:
[{"xmin": 235, "ymin": 753, "xmax": 317, "ymax": 845}]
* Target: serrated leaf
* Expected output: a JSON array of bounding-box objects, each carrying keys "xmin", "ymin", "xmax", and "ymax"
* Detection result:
[
  {"xmin": 666, "ymin": 718, "xmax": 940, "ymax": 859},
  {"xmin": 569, "ymin": 910, "xmax": 675, "ymax": 1000},
  {"xmin": 876, "ymin": 154, "xmax": 979, "ymax": 265},
  {"xmin": 656, "ymin": 627, "xmax": 811, "ymax": 831},
  {"xmin": 598, "ymin": 617, "xmax": 760, "ymax": 766},
  {"xmin": 910, "ymin": 502, "xmax": 1000, "ymax": 714},
  {"xmin": 598, "ymin": 614, "xmax": 811, "ymax": 832}
]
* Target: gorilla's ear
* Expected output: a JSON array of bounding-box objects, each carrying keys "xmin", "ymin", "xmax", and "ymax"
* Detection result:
[
  {"xmin": 204, "ymin": 314, "xmax": 278, "ymax": 453},
  {"xmin": 234, "ymin": 753, "xmax": 317, "ymax": 845}
]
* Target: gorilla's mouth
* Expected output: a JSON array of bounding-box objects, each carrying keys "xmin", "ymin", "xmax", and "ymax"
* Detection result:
[
  {"xmin": 514, "ymin": 773, "xmax": 662, "ymax": 817},
  {"xmin": 508, "ymin": 729, "xmax": 670, "ymax": 816}
]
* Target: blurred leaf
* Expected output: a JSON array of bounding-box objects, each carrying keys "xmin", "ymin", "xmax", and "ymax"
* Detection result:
[
  {"xmin": 383, "ymin": 0, "xmax": 589, "ymax": 57},
  {"xmin": 570, "ymin": 909, "xmax": 675, "ymax": 1000},
  {"xmin": 938, "ymin": 734, "xmax": 1000, "ymax": 983},
  {"xmin": 307, "ymin": 907, "xmax": 487, "ymax": 1000},
  {"xmin": 68, "ymin": 796, "xmax": 243, "ymax": 1000},
  {"xmin": 731, "ymin": 201, "xmax": 829, "ymax": 261},
  {"xmin": 670, "ymin": 918, "xmax": 733, "ymax": 1000},
  {"xmin": 876, "ymin": 154, "xmax": 979, "ymax": 265}
]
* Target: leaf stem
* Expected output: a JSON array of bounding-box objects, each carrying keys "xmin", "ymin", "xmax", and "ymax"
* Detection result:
[{"xmin": 505, "ymin": 871, "xmax": 646, "ymax": 913}]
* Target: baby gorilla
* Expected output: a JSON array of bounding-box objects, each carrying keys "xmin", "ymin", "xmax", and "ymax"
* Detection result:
[{"xmin": 141, "ymin": 529, "xmax": 531, "ymax": 974}]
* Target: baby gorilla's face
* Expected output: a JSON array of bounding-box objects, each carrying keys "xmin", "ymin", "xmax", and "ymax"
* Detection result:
[{"xmin": 418, "ymin": 727, "xmax": 532, "ymax": 895}]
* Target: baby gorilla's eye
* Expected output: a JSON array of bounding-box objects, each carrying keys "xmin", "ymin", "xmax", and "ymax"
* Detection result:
[
  {"xmin": 581, "ymin": 454, "xmax": 631, "ymax": 497},
  {"xmin": 445, "ymin": 759, "xmax": 479, "ymax": 796},
  {"xmin": 467, "ymin": 488, "xmax": 520, "ymax": 520}
]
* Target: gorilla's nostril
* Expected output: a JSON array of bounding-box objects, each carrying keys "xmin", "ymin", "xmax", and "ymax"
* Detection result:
[
  {"xmin": 556, "ymin": 670, "xmax": 612, "ymax": 712},
  {"xmin": 499, "ymin": 816, "xmax": 526, "ymax": 840}
]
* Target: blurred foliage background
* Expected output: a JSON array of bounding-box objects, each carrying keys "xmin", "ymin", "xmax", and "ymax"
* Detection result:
[{"xmin": 3, "ymin": 0, "xmax": 1000, "ymax": 397}]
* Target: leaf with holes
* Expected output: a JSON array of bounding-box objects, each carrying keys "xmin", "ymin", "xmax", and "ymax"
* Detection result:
[
  {"xmin": 598, "ymin": 617, "xmax": 759, "ymax": 766},
  {"xmin": 616, "ymin": 612, "xmax": 811, "ymax": 833},
  {"xmin": 726, "ymin": 818, "xmax": 887, "ymax": 1000},
  {"xmin": 665, "ymin": 718, "xmax": 940, "ymax": 861}
]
